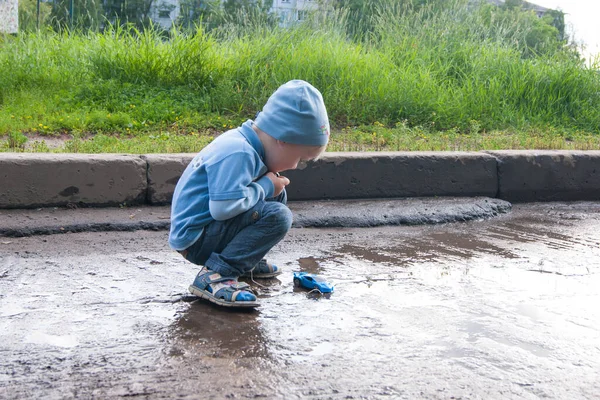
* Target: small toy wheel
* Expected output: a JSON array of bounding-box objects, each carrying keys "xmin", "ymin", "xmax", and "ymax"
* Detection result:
[{"xmin": 293, "ymin": 278, "xmax": 301, "ymax": 287}]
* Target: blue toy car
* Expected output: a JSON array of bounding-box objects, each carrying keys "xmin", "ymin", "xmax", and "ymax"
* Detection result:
[{"xmin": 293, "ymin": 272, "xmax": 334, "ymax": 293}]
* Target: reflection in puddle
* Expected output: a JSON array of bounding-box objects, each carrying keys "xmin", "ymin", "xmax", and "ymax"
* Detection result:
[
  {"xmin": 459, "ymin": 319, "xmax": 551, "ymax": 358},
  {"xmin": 290, "ymin": 341, "xmax": 335, "ymax": 362},
  {"xmin": 170, "ymin": 301, "xmax": 269, "ymax": 359},
  {"xmin": 25, "ymin": 331, "xmax": 79, "ymax": 348},
  {"xmin": 487, "ymin": 222, "xmax": 598, "ymax": 250},
  {"xmin": 335, "ymin": 244, "xmax": 405, "ymax": 265},
  {"xmin": 332, "ymin": 216, "xmax": 598, "ymax": 272},
  {"xmin": 296, "ymin": 256, "xmax": 324, "ymax": 274},
  {"xmin": 335, "ymin": 231, "xmax": 523, "ymax": 267}
]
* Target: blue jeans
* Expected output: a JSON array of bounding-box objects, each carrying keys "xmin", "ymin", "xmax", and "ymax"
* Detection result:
[{"xmin": 183, "ymin": 190, "xmax": 292, "ymax": 277}]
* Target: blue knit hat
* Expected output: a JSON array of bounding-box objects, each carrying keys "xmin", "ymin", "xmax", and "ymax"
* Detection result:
[{"xmin": 255, "ymin": 80, "xmax": 330, "ymax": 146}]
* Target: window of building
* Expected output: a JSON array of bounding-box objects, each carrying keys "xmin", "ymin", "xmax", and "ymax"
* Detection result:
[
  {"xmin": 279, "ymin": 10, "xmax": 290, "ymax": 23},
  {"xmin": 157, "ymin": 2, "xmax": 175, "ymax": 19}
]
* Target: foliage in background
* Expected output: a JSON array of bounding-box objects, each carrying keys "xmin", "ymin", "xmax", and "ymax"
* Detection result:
[
  {"xmin": 491, "ymin": 1, "xmax": 568, "ymax": 57},
  {"xmin": 18, "ymin": 0, "xmax": 52, "ymax": 31},
  {"xmin": 333, "ymin": 0, "xmax": 448, "ymax": 41},
  {"xmin": 50, "ymin": 0, "xmax": 104, "ymax": 31},
  {"xmin": 178, "ymin": 0, "xmax": 222, "ymax": 30},
  {"xmin": 101, "ymin": 0, "xmax": 154, "ymax": 29}
]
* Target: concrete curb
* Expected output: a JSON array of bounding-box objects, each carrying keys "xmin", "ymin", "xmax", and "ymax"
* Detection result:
[
  {"xmin": 485, "ymin": 150, "xmax": 600, "ymax": 202},
  {"xmin": 142, "ymin": 154, "xmax": 194, "ymax": 205},
  {"xmin": 284, "ymin": 152, "xmax": 498, "ymax": 200},
  {"xmin": 1, "ymin": 151, "xmax": 599, "ymax": 208},
  {"xmin": 0, "ymin": 153, "xmax": 147, "ymax": 208}
]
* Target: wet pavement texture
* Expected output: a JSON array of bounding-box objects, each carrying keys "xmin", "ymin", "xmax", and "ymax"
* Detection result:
[{"xmin": 1, "ymin": 202, "xmax": 600, "ymax": 399}]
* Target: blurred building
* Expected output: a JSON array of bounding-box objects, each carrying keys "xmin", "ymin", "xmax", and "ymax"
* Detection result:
[
  {"xmin": 143, "ymin": 0, "xmax": 326, "ymax": 29},
  {"xmin": 0, "ymin": 0, "xmax": 19, "ymax": 33},
  {"xmin": 270, "ymin": 0, "xmax": 321, "ymax": 27},
  {"xmin": 108, "ymin": 0, "xmax": 552, "ymax": 30},
  {"xmin": 485, "ymin": 0, "xmax": 549, "ymax": 18},
  {"xmin": 151, "ymin": 0, "xmax": 181, "ymax": 28}
]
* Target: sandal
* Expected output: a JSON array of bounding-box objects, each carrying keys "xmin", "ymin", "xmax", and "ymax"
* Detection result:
[
  {"xmin": 242, "ymin": 259, "xmax": 282, "ymax": 279},
  {"xmin": 189, "ymin": 268, "xmax": 259, "ymax": 308}
]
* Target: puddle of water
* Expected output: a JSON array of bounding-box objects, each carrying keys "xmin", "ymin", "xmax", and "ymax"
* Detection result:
[
  {"xmin": 171, "ymin": 300, "xmax": 269, "ymax": 359},
  {"xmin": 2, "ymin": 203, "xmax": 600, "ymax": 398},
  {"xmin": 296, "ymin": 256, "xmax": 324, "ymax": 274},
  {"xmin": 25, "ymin": 332, "xmax": 79, "ymax": 348}
]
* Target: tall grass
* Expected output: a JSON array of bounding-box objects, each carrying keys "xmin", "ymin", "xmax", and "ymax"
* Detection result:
[
  {"xmin": 0, "ymin": 0, "xmax": 598, "ymax": 139},
  {"xmin": 371, "ymin": 1, "xmax": 600, "ymax": 131},
  {"xmin": 88, "ymin": 24, "xmax": 215, "ymax": 88}
]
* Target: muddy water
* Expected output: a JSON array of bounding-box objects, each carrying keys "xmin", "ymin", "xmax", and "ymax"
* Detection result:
[{"xmin": 1, "ymin": 203, "xmax": 599, "ymax": 399}]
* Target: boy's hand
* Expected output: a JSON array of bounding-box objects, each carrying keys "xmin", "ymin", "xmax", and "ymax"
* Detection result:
[{"xmin": 266, "ymin": 172, "xmax": 290, "ymax": 196}]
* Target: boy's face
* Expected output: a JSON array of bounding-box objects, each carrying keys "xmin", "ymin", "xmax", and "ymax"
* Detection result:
[{"xmin": 265, "ymin": 142, "xmax": 324, "ymax": 173}]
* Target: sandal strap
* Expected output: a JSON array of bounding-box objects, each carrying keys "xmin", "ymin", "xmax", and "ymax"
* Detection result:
[
  {"xmin": 189, "ymin": 268, "xmax": 258, "ymax": 307},
  {"xmin": 212, "ymin": 285, "xmax": 250, "ymax": 302},
  {"xmin": 227, "ymin": 281, "xmax": 251, "ymax": 291},
  {"xmin": 193, "ymin": 269, "xmax": 252, "ymax": 291},
  {"xmin": 193, "ymin": 268, "xmax": 244, "ymax": 290}
]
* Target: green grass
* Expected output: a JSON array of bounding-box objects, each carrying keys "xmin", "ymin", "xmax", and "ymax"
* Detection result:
[
  {"xmin": 1, "ymin": 0, "xmax": 599, "ymax": 153},
  {"xmin": 329, "ymin": 124, "xmax": 600, "ymax": 152},
  {"xmin": 3, "ymin": 124, "xmax": 598, "ymax": 153}
]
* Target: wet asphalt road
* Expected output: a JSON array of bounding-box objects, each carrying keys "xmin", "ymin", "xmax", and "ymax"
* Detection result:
[{"xmin": 1, "ymin": 202, "xmax": 599, "ymax": 399}]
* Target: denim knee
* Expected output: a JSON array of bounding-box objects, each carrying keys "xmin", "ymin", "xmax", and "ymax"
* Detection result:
[{"xmin": 264, "ymin": 202, "xmax": 293, "ymax": 235}]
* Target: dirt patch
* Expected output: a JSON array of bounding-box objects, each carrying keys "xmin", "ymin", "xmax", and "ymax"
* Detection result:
[{"xmin": 24, "ymin": 133, "xmax": 73, "ymax": 150}]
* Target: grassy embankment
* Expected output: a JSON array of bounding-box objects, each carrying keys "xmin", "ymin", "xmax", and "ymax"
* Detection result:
[{"xmin": 1, "ymin": 0, "xmax": 599, "ymax": 153}]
